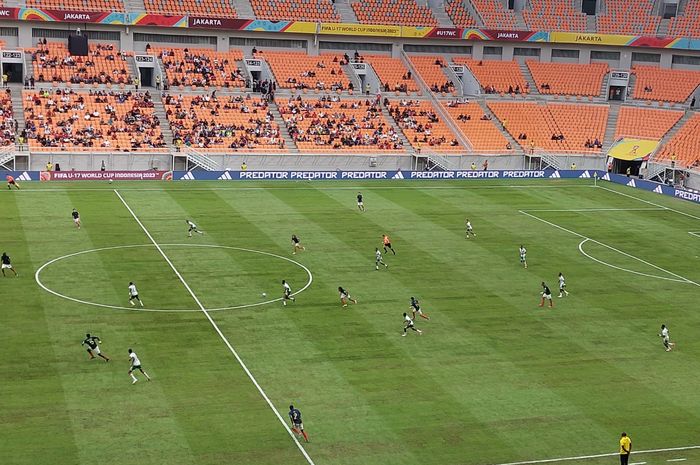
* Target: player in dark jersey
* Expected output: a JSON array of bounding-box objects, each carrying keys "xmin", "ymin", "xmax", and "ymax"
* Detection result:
[
  {"xmin": 82, "ymin": 333, "xmax": 109, "ymax": 362},
  {"xmin": 1, "ymin": 252, "xmax": 17, "ymax": 277},
  {"xmin": 382, "ymin": 234, "xmax": 396, "ymax": 255},
  {"xmin": 357, "ymin": 192, "xmax": 365, "ymax": 212},
  {"xmin": 338, "ymin": 286, "xmax": 358, "ymax": 308},
  {"xmin": 71, "ymin": 208, "xmax": 81, "ymax": 229},
  {"xmin": 410, "ymin": 296, "xmax": 430, "ymax": 320},
  {"xmin": 289, "ymin": 404, "xmax": 309, "ymax": 442},
  {"xmin": 539, "ymin": 282, "xmax": 554, "ymax": 308},
  {"xmin": 291, "ymin": 234, "xmax": 305, "ymax": 255}
]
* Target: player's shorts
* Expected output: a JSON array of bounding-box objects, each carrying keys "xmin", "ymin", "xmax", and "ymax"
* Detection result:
[
  {"xmin": 294, "ymin": 422, "xmax": 304, "ymax": 430},
  {"xmin": 8, "ymin": 180, "xmax": 15, "ymax": 185},
  {"xmin": 73, "ymin": 217, "xmax": 80, "ymax": 223},
  {"xmin": 284, "ymin": 292, "xmax": 292, "ymax": 299},
  {"xmin": 384, "ymin": 242, "xmax": 392, "ymax": 248},
  {"xmin": 340, "ymin": 293, "xmax": 348, "ymax": 300},
  {"xmin": 542, "ymin": 293, "xmax": 552, "ymax": 300},
  {"xmin": 414, "ymin": 308, "xmax": 423, "ymax": 315},
  {"xmin": 130, "ymin": 364, "xmax": 142, "ymax": 371},
  {"xmin": 89, "ymin": 346, "xmax": 101, "ymax": 355},
  {"xmin": 559, "ymin": 284, "xmax": 566, "ymax": 290},
  {"xmin": 520, "ymin": 256, "xmax": 526, "ymax": 262},
  {"xmin": 1, "ymin": 263, "xmax": 12, "ymax": 269},
  {"xmin": 663, "ymin": 336, "xmax": 670, "ymax": 344},
  {"xmin": 129, "ymin": 294, "xmax": 139, "ymax": 300}
]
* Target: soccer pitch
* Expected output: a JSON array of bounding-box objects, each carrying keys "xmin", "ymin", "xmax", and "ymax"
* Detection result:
[{"xmin": 2, "ymin": 179, "xmax": 699, "ymax": 465}]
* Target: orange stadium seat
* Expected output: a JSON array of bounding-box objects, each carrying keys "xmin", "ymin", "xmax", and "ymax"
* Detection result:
[
  {"xmin": 408, "ymin": 56, "xmax": 456, "ymax": 94},
  {"xmin": 614, "ymin": 107, "xmax": 683, "ymax": 140},
  {"xmin": 526, "ymin": 61, "xmax": 608, "ymax": 97},
  {"xmin": 163, "ymin": 94, "xmax": 285, "ymax": 152},
  {"xmin": 445, "ymin": 0, "xmax": 477, "ymax": 28},
  {"xmin": 455, "ymin": 58, "xmax": 528, "ymax": 94},
  {"xmin": 279, "ymin": 95, "xmax": 404, "ymax": 152},
  {"xmin": 31, "ymin": 43, "xmax": 133, "ymax": 85},
  {"xmin": 597, "ymin": 0, "xmax": 660, "ymax": 35},
  {"xmin": 364, "ymin": 55, "xmax": 419, "ymax": 93},
  {"xmin": 669, "ymin": 0, "xmax": 700, "ymax": 38},
  {"xmin": 251, "ymin": 0, "xmax": 340, "ymax": 22},
  {"xmin": 470, "ymin": 0, "xmax": 517, "ymax": 29},
  {"xmin": 28, "ymin": 0, "xmax": 125, "ymax": 12},
  {"xmin": 488, "ymin": 101, "xmax": 608, "ymax": 153},
  {"xmin": 23, "ymin": 89, "xmax": 166, "ymax": 152},
  {"xmin": 442, "ymin": 101, "xmax": 509, "ymax": 152},
  {"xmin": 154, "ymin": 47, "xmax": 245, "ymax": 89},
  {"xmin": 389, "ymin": 100, "xmax": 462, "ymax": 153},
  {"xmin": 144, "ymin": 0, "xmax": 237, "ymax": 17},
  {"xmin": 632, "ymin": 66, "xmax": 700, "ymax": 103},
  {"xmin": 351, "ymin": 0, "xmax": 438, "ymax": 26},
  {"xmin": 522, "ymin": 0, "xmax": 586, "ymax": 32},
  {"xmin": 655, "ymin": 113, "xmax": 700, "ymax": 168},
  {"xmin": 264, "ymin": 52, "xmax": 351, "ymax": 91}
]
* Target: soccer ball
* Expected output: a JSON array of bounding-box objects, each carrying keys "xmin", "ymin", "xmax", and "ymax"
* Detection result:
[
  {"xmin": 108, "ymin": 179, "xmax": 113, "ymax": 184},
  {"xmin": 262, "ymin": 292, "xmax": 267, "ymax": 297}
]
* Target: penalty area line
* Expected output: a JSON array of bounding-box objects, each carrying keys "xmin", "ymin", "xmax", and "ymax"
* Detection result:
[
  {"xmin": 113, "ymin": 189, "xmax": 316, "ymax": 465},
  {"xmin": 487, "ymin": 445, "xmax": 700, "ymax": 465}
]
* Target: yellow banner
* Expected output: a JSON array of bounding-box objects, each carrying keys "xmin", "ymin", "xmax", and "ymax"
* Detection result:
[
  {"xmin": 608, "ymin": 138, "xmax": 659, "ymax": 161},
  {"xmin": 319, "ymin": 22, "xmax": 401, "ymax": 37},
  {"xmin": 401, "ymin": 26, "xmax": 431, "ymax": 38},
  {"xmin": 550, "ymin": 32, "xmax": 636, "ymax": 46},
  {"xmin": 283, "ymin": 21, "xmax": 317, "ymax": 34}
]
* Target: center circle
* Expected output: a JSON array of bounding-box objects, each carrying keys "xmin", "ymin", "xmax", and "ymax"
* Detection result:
[{"xmin": 34, "ymin": 244, "xmax": 313, "ymax": 313}]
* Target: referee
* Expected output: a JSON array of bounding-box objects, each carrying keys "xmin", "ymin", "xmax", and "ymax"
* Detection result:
[{"xmin": 619, "ymin": 432, "xmax": 631, "ymax": 465}]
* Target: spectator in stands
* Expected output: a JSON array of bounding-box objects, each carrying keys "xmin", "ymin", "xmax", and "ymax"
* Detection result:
[
  {"xmin": 482, "ymin": 160, "xmax": 488, "ymax": 170},
  {"xmin": 506, "ymin": 142, "xmax": 512, "ymax": 150},
  {"xmin": 470, "ymin": 162, "xmax": 477, "ymax": 170}
]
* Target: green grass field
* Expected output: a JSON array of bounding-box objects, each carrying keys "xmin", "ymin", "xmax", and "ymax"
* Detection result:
[{"xmin": 2, "ymin": 179, "xmax": 699, "ymax": 465}]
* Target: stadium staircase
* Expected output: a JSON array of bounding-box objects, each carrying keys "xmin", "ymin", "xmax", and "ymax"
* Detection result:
[
  {"xmin": 443, "ymin": 64, "xmax": 464, "ymax": 97},
  {"xmin": 335, "ymin": 0, "xmax": 359, "ymax": 23},
  {"xmin": 514, "ymin": 11, "xmax": 527, "ymax": 30},
  {"xmin": 151, "ymin": 98, "xmax": 175, "ymax": 150},
  {"xmin": 627, "ymin": 73, "xmax": 637, "ymax": 99},
  {"xmin": 424, "ymin": 151, "xmax": 456, "ymax": 170},
  {"xmin": 10, "ymin": 86, "xmax": 25, "ymax": 151},
  {"xmin": 0, "ymin": 146, "xmax": 16, "ymax": 170},
  {"xmin": 600, "ymin": 72, "xmax": 610, "ymax": 99},
  {"xmin": 677, "ymin": 0, "xmax": 688, "ymax": 15},
  {"xmin": 656, "ymin": 110, "xmax": 693, "ymax": 153},
  {"xmin": 181, "ymin": 146, "xmax": 220, "ymax": 171},
  {"xmin": 518, "ymin": 62, "xmax": 539, "ymax": 95},
  {"xmin": 123, "ymin": 0, "xmax": 146, "ymax": 12},
  {"xmin": 602, "ymin": 102, "xmax": 621, "ymax": 151},
  {"xmin": 540, "ymin": 152, "xmax": 566, "ymax": 170},
  {"xmin": 379, "ymin": 104, "xmax": 414, "ymax": 153},
  {"xmin": 126, "ymin": 56, "xmax": 140, "ymax": 83},
  {"xmin": 428, "ymin": 0, "xmax": 456, "ymax": 27},
  {"xmin": 586, "ymin": 15, "xmax": 597, "ymax": 32},
  {"xmin": 463, "ymin": 0, "xmax": 485, "ymax": 26},
  {"xmin": 658, "ymin": 18, "xmax": 670, "ymax": 36},
  {"xmin": 232, "ymin": 0, "xmax": 255, "ymax": 20},
  {"xmin": 342, "ymin": 63, "xmax": 363, "ymax": 93},
  {"xmin": 475, "ymin": 99, "xmax": 522, "ymax": 153},
  {"xmin": 268, "ymin": 101, "xmax": 299, "ymax": 153}
]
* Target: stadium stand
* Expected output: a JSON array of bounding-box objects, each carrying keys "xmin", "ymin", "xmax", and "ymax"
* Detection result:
[
  {"xmin": 22, "ymin": 90, "xmax": 166, "ymax": 151},
  {"xmin": 389, "ymin": 100, "xmax": 462, "ymax": 152},
  {"xmin": 668, "ymin": 0, "xmax": 700, "ymax": 38},
  {"xmin": 164, "ymin": 94, "xmax": 284, "ymax": 151},
  {"xmin": 488, "ymin": 101, "xmax": 608, "ymax": 153},
  {"xmin": 250, "ymin": 0, "xmax": 340, "ymax": 22},
  {"xmin": 351, "ymin": 0, "xmax": 438, "ymax": 26},
  {"xmin": 526, "ymin": 61, "xmax": 608, "ymax": 97},
  {"xmin": 454, "ymin": 58, "xmax": 529, "ymax": 94},
  {"xmin": 264, "ymin": 52, "xmax": 351, "ymax": 91},
  {"xmin": 445, "ymin": 0, "xmax": 478, "ymax": 28},
  {"xmin": 156, "ymin": 47, "xmax": 246, "ymax": 89},
  {"xmin": 144, "ymin": 0, "xmax": 236, "ymax": 17},
  {"xmin": 632, "ymin": 66, "xmax": 700, "ymax": 103},
  {"xmin": 364, "ymin": 55, "xmax": 419, "ymax": 93},
  {"xmin": 31, "ymin": 43, "xmax": 133, "ymax": 85},
  {"xmin": 443, "ymin": 100, "xmax": 510, "ymax": 152},
  {"xmin": 614, "ymin": 107, "xmax": 684, "ymax": 140},
  {"xmin": 522, "ymin": 0, "xmax": 587, "ymax": 32},
  {"xmin": 28, "ymin": 0, "xmax": 125, "ymax": 12},
  {"xmin": 279, "ymin": 95, "xmax": 403, "ymax": 151},
  {"xmin": 597, "ymin": 0, "xmax": 660, "ymax": 35},
  {"xmin": 655, "ymin": 113, "xmax": 700, "ymax": 168},
  {"xmin": 0, "ymin": 89, "xmax": 16, "ymax": 147},
  {"xmin": 469, "ymin": 0, "xmax": 518, "ymax": 29},
  {"xmin": 407, "ymin": 56, "xmax": 456, "ymax": 94}
]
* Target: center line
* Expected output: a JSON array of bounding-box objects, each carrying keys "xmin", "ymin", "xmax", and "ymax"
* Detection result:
[{"xmin": 114, "ymin": 189, "xmax": 315, "ymax": 465}]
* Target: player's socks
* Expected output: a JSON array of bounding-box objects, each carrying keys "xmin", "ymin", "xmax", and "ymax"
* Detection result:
[
  {"xmin": 401, "ymin": 333, "xmax": 406, "ymax": 336},
  {"xmin": 302, "ymin": 431, "xmax": 309, "ymax": 442},
  {"xmin": 283, "ymin": 301, "xmax": 287, "ymax": 306},
  {"xmin": 130, "ymin": 300, "xmax": 135, "ymax": 306},
  {"xmin": 131, "ymin": 374, "xmax": 138, "ymax": 383},
  {"xmin": 420, "ymin": 314, "xmax": 430, "ymax": 320},
  {"xmin": 417, "ymin": 329, "xmax": 422, "ymax": 334},
  {"xmin": 144, "ymin": 372, "xmax": 151, "ymax": 381},
  {"xmin": 140, "ymin": 300, "xmax": 144, "ymax": 307}
]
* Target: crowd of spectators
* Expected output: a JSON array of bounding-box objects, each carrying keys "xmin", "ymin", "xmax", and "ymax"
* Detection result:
[
  {"xmin": 0, "ymin": 89, "xmax": 17, "ymax": 146},
  {"xmin": 279, "ymin": 95, "xmax": 402, "ymax": 150},
  {"xmin": 158, "ymin": 48, "xmax": 245, "ymax": 88},
  {"xmin": 389, "ymin": 99, "xmax": 459, "ymax": 148},
  {"xmin": 23, "ymin": 89, "xmax": 164, "ymax": 150},
  {"xmin": 32, "ymin": 42, "xmax": 132, "ymax": 85}
]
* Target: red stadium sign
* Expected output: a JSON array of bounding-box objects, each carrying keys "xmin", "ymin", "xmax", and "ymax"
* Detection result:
[
  {"xmin": 40, "ymin": 171, "xmax": 173, "ymax": 181},
  {"xmin": 188, "ymin": 17, "xmax": 250, "ymax": 29}
]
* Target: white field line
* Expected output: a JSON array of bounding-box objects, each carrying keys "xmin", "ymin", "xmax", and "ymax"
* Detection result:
[
  {"xmin": 113, "ymin": 190, "xmax": 315, "ymax": 465},
  {"xmin": 689, "ymin": 232, "xmax": 700, "ymax": 238},
  {"xmin": 596, "ymin": 184, "xmax": 700, "ymax": 221},
  {"xmin": 630, "ymin": 462, "xmax": 647, "ymax": 465},
  {"xmin": 488, "ymin": 445, "xmax": 700, "ymax": 465},
  {"xmin": 523, "ymin": 208, "xmax": 666, "ymax": 212},
  {"xmin": 667, "ymin": 459, "xmax": 688, "ymax": 462},
  {"xmin": 518, "ymin": 210, "xmax": 700, "ymax": 287}
]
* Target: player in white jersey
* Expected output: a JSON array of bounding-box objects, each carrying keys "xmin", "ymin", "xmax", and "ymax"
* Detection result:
[
  {"xmin": 186, "ymin": 219, "xmax": 204, "ymax": 237},
  {"xmin": 128, "ymin": 282, "xmax": 144, "ymax": 307},
  {"xmin": 465, "ymin": 218, "xmax": 476, "ymax": 239},
  {"xmin": 282, "ymin": 280, "xmax": 296, "ymax": 306},
  {"xmin": 658, "ymin": 324, "xmax": 675, "ymax": 352},
  {"xmin": 402, "ymin": 312, "xmax": 422, "ymax": 337},
  {"xmin": 128, "ymin": 348, "xmax": 151, "ymax": 384},
  {"xmin": 519, "ymin": 245, "xmax": 528, "ymax": 269},
  {"xmin": 558, "ymin": 272, "xmax": 569, "ymax": 297},
  {"xmin": 375, "ymin": 248, "xmax": 388, "ymax": 270}
]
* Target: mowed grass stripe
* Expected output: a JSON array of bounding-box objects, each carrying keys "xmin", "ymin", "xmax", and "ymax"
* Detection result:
[
  {"xmin": 0, "ymin": 191, "xmax": 81, "ymax": 465},
  {"xmin": 116, "ymin": 189, "xmax": 314, "ymax": 465}
]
